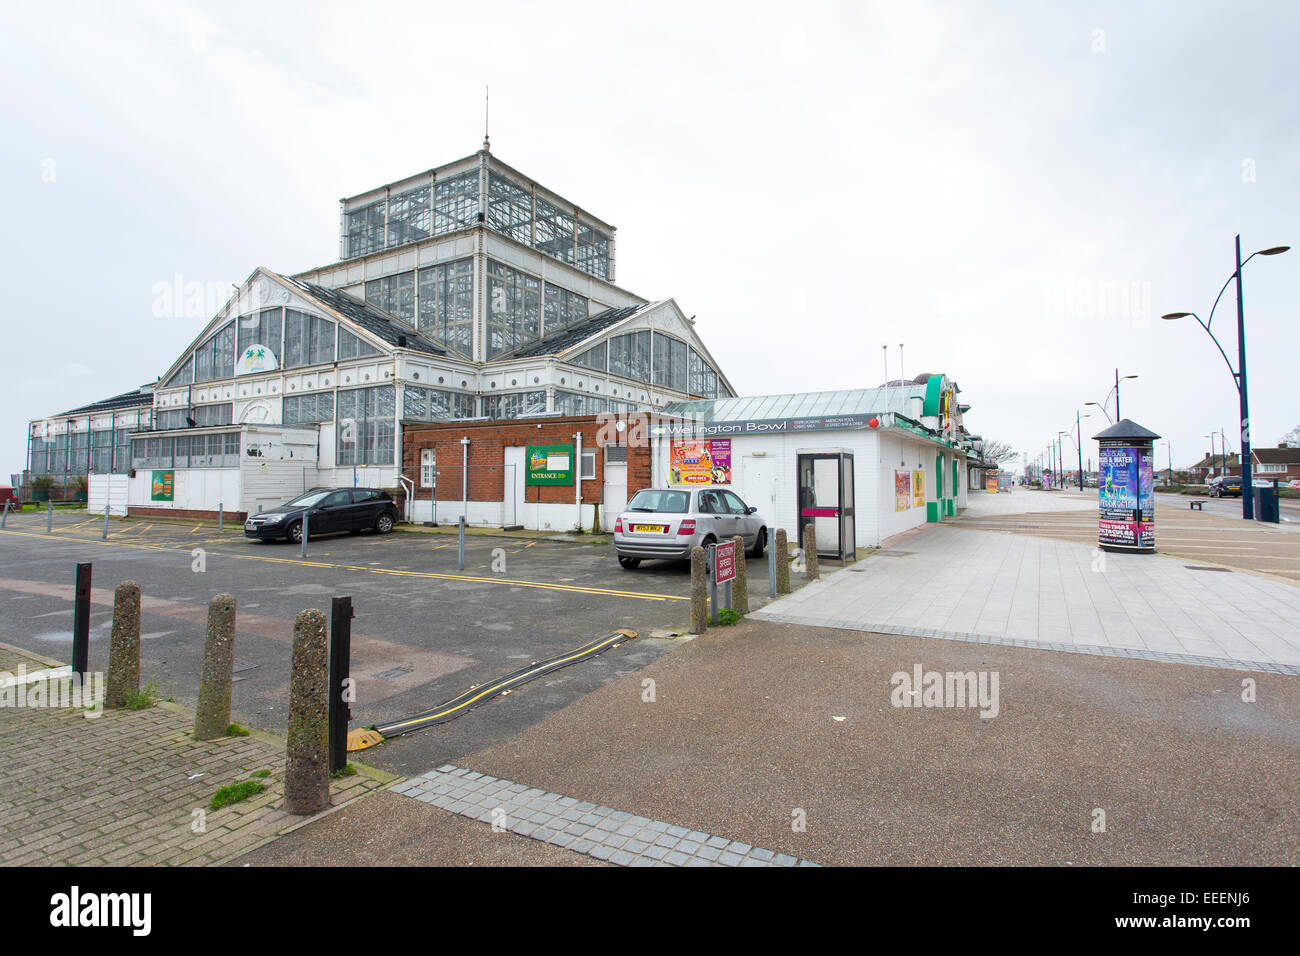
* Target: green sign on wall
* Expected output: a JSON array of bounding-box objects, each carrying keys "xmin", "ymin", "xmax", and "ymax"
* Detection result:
[
  {"xmin": 525, "ymin": 444, "xmax": 574, "ymax": 486},
  {"xmin": 151, "ymin": 470, "xmax": 174, "ymax": 501}
]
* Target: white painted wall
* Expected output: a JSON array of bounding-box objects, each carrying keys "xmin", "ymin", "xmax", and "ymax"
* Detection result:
[{"xmin": 87, "ymin": 474, "xmax": 129, "ymax": 516}]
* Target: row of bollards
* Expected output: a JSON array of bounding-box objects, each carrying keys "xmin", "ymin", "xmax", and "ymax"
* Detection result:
[
  {"xmin": 690, "ymin": 524, "xmax": 820, "ymax": 633},
  {"xmin": 92, "ymin": 563, "xmax": 352, "ymax": 817}
]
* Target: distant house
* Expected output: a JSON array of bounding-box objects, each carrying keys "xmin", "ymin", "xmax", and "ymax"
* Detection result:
[
  {"xmin": 1252, "ymin": 446, "xmax": 1300, "ymax": 482},
  {"xmin": 1189, "ymin": 451, "xmax": 1239, "ymax": 481}
]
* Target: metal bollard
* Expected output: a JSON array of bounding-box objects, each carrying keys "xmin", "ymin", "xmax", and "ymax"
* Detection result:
[
  {"xmin": 47, "ymin": 500, "xmax": 53, "ymax": 533},
  {"xmin": 101, "ymin": 509, "xmax": 110, "ymax": 539},
  {"xmin": 690, "ymin": 546, "xmax": 708, "ymax": 633},
  {"xmin": 218, "ymin": 502, "xmax": 223, "ymax": 533},
  {"xmin": 1, "ymin": 499, "xmax": 8, "ymax": 527},
  {"xmin": 72, "ymin": 563, "xmax": 91, "ymax": 680},
  {"xmin": 768, "ymin": 532, "xmax": 777, "ymax": 598},
  {"xmin": 329, "ymin": 596, "xmax": 353, "ymax": 775},
  {"xmin": 458, "ymin": 515, "xmax": 465, "ymax": 571},
  {"xmin": 301, "ymin": 511, "xmax": 309, "ymax": 558}
]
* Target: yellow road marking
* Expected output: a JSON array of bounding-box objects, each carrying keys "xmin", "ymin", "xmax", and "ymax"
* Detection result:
[{"xmin": 0, "ymin": 528, "xmax": 685, "ymax": 602}]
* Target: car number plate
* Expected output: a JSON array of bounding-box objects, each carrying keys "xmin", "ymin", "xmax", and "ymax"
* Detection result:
[{"xmin": 633, "ymin": 523, "xmax": 666, "ymax": 533}]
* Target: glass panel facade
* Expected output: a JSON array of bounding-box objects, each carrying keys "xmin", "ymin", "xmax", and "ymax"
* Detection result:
[
  {"xmin": 283, "ymin": 310, "xmax": 336, "ymax": 369},
  {"xmin": 608, "ymin": 330, "xmax": 651, "ymax": 383},
  {"xmin": 534, "ymin": 198, "xmax": 574, "ymax": 264},
  {"xmin": 576, "ymin": 222, "xmax": 611, "ymax": 280},
  {"xmin": 653, "ymin": 333, "xmax": 688, "ymax": 392},
  {"xmin": 282, "ymin": 392, "xmax": 335, "ymax": 424},
  {"xmin": 164, "ymin": 358, "xmax": 193, "ymax": 387},
  {"xmin": 543, "ymin": 284, "xmax": 588, "ymax": 336},
  {"xmin": 130, "ymin": 432, "xmax": 239, "ymax": 469},
  {"xmin": 688, "ymin": 348, "xmax": 720, "ymax": 399},
  {"xmin": 482, "ymin": 391, "xmax": 547, "ymax": 420},
  {"xmin": 364, "ymin": 272, "xmax": 415, "ymax": 324},
  {"xmin": 386, "ymin": 186, "xmax": 430, "ymax": 247},
  {"xmin": 237, "ymin": 309, "xmax": 283, "ymax": 364},
  {"xmin": 194, "ymin": 322, "xmax": 236, "ymax": 383},
  {"xmin": 554, "ymin": 391, "xmax": 607, "ymax": 416},
  {"xmin": 338, "ymin": 328, "xmax": 382, "ymax": 360},
  {"xmin": 336, "ymin": 385, "xmax": 395, "ymax": 466},
  {"xmin": 417, "ymin": 259, "xmax": 474, "ymax": 356},
  {"xmin": 486, "ymin": 260, "xmax": 542, "ymax": 359},
  {"xmin": 570, "ymin": 342, "xmax": 607, "ymax": 372},
  {"xmin": 344, "ymin": 200, "xmax": 386, "ymax": 258},
  {"xmin": 402, "ymin": 385, "xmax": 474, "ymax": 422},
  {"xmin": 432, "ymin": 170, "xmax": 480, "ymax": 236},
  {"xmin": 487, "ymin": 172, "xmax": 532, "ymax": 243}
]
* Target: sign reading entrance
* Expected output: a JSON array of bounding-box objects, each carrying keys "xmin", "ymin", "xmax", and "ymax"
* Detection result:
[
  {"xmin": 713, "ymin": 539, "xmax": 737, "ymax": 584},
  {"xmin": 525, "ymin": 444, "xmax": 574, "ymax": 486},
  {"xmin": 150, "ymin": 470, "xmax": 174, "ymax": 502}
]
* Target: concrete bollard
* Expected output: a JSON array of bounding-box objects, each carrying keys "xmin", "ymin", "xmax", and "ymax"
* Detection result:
[
  {"xmin": 286, "ymin": 608, "xmax": 331, "ymax": 815},
  {"xmin": 803, "ymin": 524, "xmax": 820, "ymax": 581},
  {"xmin": 775, "ymin": 529, "xmax": 791, "ymax": 595},
  {"xmin": 105, "ymin": 582, "xmax": 141, "ymax": 709},
  {"xmin": 690, "ymin": 546, "xmax": 708, "ymax": 634},
  {"xmin": 731, "ymin": 535, "xmax": 749, "ymax": 615},
  {"xmin": 194, "ymin": 594, "xmax": 236, "ymax": 741}
]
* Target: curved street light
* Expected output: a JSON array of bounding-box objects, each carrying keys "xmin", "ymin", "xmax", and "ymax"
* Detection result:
[{"xmin": 1162, "ymin": 238, "xmax": 1289, "ymax": 519}]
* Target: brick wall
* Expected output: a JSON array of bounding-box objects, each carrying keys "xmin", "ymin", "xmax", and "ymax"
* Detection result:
[{"xmin": 403, "ymin": 415, "xmax": 655, "ymax": 506}]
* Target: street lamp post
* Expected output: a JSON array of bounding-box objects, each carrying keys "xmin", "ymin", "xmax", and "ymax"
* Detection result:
[
  {"xmin": 1205, "ymin": 432, "xmax": 1218, "ymax": 481},
  {"xmin": 1163, "ymin": 236, "xmax": 1289, "ymax": 520}
]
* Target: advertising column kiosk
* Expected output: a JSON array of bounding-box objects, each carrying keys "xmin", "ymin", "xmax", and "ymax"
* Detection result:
[{"xmin": 1092, "ymin": 419, "xmax": 1160, "ymax": 554}]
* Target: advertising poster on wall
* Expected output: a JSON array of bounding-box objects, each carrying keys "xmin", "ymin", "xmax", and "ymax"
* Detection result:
[
  {"xmin": 525, "ymin": 444, "xmax": 574, "ymax": 486},
  {"xmin": 669, "ymin": 439, "xmax": 732, "ymax": 485},
  {"xmin": 912, "ymin": 470, "xmax": 926, "ymax": 508},
  {"xmin": 150, "ymin": 470, "xmax": 174, "ymax": 502},
  {"xmin": 1098, "ymin": 445, "xmax": 1155, "ymax": 548},
  {"xmin": 895, "ymin": 469, "xmax": 911, "ymax": 511}
]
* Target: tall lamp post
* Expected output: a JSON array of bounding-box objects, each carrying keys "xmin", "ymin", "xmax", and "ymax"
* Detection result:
[
  {"xmin": 1063, "ymin": 412, "xmax": 1091, "ymax": 490},
  {"xmin": 1163, "ymin": 236, "xmax": 1289, "ymax": 520},
  {"xmin": 1085, "ymin": 371, "xmax": 1138, "ymax": 424},
  {"xmin": 1205, "ymin": 432, "xmax": 1218, "ymax": 481}
]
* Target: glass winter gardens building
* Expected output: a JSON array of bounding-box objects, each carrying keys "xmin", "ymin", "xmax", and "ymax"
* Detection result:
[{"xmin": 22, "ymin": 149, "xmax": 734, "ymax": 517}]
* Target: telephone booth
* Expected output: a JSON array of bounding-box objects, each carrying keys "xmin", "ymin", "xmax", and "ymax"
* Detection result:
[{"xmin": 797, "ymin": 450, "xmax": 856, "ymax": 561}]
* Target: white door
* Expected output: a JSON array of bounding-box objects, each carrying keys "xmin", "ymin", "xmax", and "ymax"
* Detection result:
[
  {"xmin": 741, "ymin": 455, "xmax": 777, "ymax": 528},
  {"xmin": 504, "ymin": 447, "xmax": 526, "ymax": 527},
  {"xmin": 602, "ymin": 461, "xmax": 627, "ymax": 532}
]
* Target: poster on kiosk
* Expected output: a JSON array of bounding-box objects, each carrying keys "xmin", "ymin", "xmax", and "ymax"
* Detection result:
[{"xmin": 1093, "ymin": 419, "xmax": 1160, "ymax": 554}]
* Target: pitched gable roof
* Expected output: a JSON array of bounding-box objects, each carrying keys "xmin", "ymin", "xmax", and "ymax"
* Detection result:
[{"xmin": 280, "ymin": 276, "xmax": 448, "ymax": 357}]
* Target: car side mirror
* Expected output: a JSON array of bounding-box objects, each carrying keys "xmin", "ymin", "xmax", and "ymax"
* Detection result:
[{"xmin": 746, "ymin": 506, "xmax": 757, "ymax": 514}]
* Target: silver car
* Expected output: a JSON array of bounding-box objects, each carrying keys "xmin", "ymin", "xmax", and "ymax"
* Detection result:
[{"xmin": 614, "ymin": 486, "xmax": 768, "ymax": 569}]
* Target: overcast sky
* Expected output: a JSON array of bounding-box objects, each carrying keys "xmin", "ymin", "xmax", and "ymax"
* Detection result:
[{"xmin": 2, "ymin": 0, "xmax": 1298, "ymax": 479}]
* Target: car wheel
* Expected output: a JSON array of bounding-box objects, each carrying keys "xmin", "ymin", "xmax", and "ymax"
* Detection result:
[
  {"xmin": 618, "ymin": 555, "xmax": 641, "ymax": 569},
  {"xmin": 287, "ymin": 521, "xmax": 303, "ymax": 543},
  {"xmin": 749, "ymin": 527, "xmax": 766, "ymax": 558},
  {"xmin": 375, "ymin": 513, "xmax": 394, "ymax": 534}
]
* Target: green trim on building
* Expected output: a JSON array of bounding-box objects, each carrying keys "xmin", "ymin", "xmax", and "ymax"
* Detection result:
[{"xmin": 923, "ymin": 375, "xmax": 944, "ymax": 417}]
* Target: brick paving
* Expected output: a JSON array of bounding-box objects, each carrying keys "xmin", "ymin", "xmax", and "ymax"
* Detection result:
[
  {"xmin": 392, "ymin": 766, "xmax": 818, "ymax": 867},
  {"xmin": 0, "ymin": 681, "xmax": 392, "ymax": 866}
]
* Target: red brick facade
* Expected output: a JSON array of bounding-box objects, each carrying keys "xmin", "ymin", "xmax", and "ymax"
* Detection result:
[{"xmin": 401, "ymin": 414, "xmax": 654, "ymax": 508}]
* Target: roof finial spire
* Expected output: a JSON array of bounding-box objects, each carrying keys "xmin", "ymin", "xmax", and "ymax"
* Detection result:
[{"xmin": 483, "ymin": 85, "xmax": 490, "ymax": 152}]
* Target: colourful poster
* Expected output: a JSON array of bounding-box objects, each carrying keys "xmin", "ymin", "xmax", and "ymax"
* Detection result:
[
  {"xmin": 988, "ymin": 475, "xmax": 998, "ymax": 493},
  {"xmin": 895, "ymin": 469, "xmax": 911, "ymax": 511},
  {"xmin": 669, "ymin": 439, "xmax": 732, "ymax": 485},
  {"xmin": 525, "ymin": 444, "xmax": 574, "ymax": 486},
  {"xmin": 1098, "ymin": 445, "xmax": 1155, "ymax": 548},
  {"xmin": 150, "ymin": 470, "xmax": 174, "ymax": 502},
  {"xmin": 912, "ymin": 470, "xmax": 926, "ymax": 508}
]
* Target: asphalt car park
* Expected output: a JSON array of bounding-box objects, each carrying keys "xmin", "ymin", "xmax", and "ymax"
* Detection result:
[{"xmin": 0, "ymin": 510, "xmax": 702, "ymax": 775}]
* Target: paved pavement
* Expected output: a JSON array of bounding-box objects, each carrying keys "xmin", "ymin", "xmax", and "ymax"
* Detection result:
[
  {"xmin": 412, "ymin": 617, "xmax": 1300, "ymax": 865},
  {"xmin": 0, "ymin": 649, "xmax": 390, "ymax": 866},
  {"xmin": 758, "ymin": 489, "xmax": 1300, "ymax": 671}
]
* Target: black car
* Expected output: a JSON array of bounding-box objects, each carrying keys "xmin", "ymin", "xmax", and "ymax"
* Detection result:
[
  {"xmin": 1207, "ymin": 475, "xmax": 1243, "ymax": 498},
  {"xmin": 243, "ymin": 487, "xmax": 399, "ymax": 542}
]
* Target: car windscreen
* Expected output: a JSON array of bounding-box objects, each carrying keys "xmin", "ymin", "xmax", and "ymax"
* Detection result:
[
  {"xmin": 280, "ymin": 491, "xmax": 330, "ymax": 509},
  {"xmin": 626, "ymin": 490, "xmax": 690, "ymax": 513}
]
